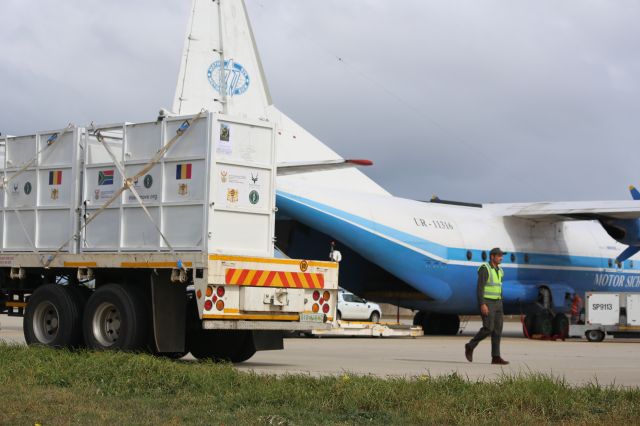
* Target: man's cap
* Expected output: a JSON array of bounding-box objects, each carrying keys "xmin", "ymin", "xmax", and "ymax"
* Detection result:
[{"xmin": 490, "ymin": 247, "xmax": 507, "ymax": 256}]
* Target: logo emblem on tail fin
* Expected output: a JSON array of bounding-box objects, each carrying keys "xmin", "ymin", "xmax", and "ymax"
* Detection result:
[{"xmin": 207, "ymin": 60, "xmax": 250, "ymax": 96}]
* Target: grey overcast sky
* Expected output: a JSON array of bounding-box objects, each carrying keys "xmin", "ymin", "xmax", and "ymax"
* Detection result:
[{"xmin": 1, "ymin": 0, "xmax": 639, "ymax": 203}]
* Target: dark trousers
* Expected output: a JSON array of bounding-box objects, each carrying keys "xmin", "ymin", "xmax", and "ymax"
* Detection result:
[{"xmin": 467, "ymin": 299, "xmax": 503, "ymax": 357}]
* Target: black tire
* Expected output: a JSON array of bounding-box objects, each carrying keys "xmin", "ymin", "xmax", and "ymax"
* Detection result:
[
  {"xmin": 83, "ymin": 284, "xmax": 149, "ymax": 351},
  {"xmin": 414, "ymin": 311, "xmax": 435, "ymax": 334},
  {"xmin": 418, "ymin": 312, "xmax": 440, "ymax": 335},
  {"xmin": 24, "ymin": 284, "xmax": 84, "ymax": 348},
  {"xmin": 416, "ymin": 312, "xmax": 459, "ymax": 335},
  {"xmin": 439, "ymin": 314, "xmax": 460, "ymax": 335},
  {"xmin": 534, "ymin": 311, "xmax": 553, "ymax": 337},
  {"xmin": 586, "ymin": 329, "xmax": 605, "ymax": 342},
  {"xmin": 369, "ymin": 311, "xmax": 380, "ymax": 323},
  {"xmin": 189, "ymin": 330, "xmax": 256, "ymax": 363},
  {"xmin": 552, "ymin": 313, "xmax": 569, "ymax": 338}
]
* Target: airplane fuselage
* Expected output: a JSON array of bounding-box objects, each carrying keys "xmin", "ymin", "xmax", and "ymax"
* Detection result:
[{"xmin": 277, "ymin": 184, "xmax": 640, "ymax": 315}]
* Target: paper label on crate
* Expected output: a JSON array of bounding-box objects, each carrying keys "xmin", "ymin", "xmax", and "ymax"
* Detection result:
[{"xmin": 216, "ymin": 122, "xmax": 233, "ymax": 155}]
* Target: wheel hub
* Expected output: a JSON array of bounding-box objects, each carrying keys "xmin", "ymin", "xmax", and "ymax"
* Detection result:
[
  {"xmin": 32, "ymin": 302, "xmax": 60, "ymax": 344},
  {"xmin": 92, "ymin": 302, "xmax": 121, "ymax": 347}
]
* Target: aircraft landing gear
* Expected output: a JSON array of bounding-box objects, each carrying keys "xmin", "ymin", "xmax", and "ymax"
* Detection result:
[
  {"xmin": 522, "ymin": 287, "xmax": 570, "ymax": 339},
  {"xmin": 413, "ymin": 312, "xmax": 460, "ymax": 335}
]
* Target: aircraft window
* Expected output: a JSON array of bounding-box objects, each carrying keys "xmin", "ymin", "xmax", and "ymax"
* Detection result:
[
  {"xmin": 631, "ymin": 260, "xmax": 635, "ymax": 269},
  {"xmin": 466, "ymin": 251, "xmax": 472, "ymax": 260},
  {"xmin": 616, "ymin": 260, "xmax": 622, "ymax": 269},
  {"xmin": 524, "ymin": 253, "xmax": 530, "ymax": 264},
  {"xmin": 481, "ymin": 251, "xmax": 487, "ymax": 261},
  {"xmin": 510, "ymin": 254, "xmax": 516, "ymax": 263},
  {"xmin": 608, "ymin": 259, "xmax": 613, "ymax": 268}
]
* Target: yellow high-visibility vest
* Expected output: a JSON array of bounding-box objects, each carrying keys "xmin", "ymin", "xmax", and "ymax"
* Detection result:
[{"xmin": 480, "ymin": 263, "xmax": 503, "ymax": 300}]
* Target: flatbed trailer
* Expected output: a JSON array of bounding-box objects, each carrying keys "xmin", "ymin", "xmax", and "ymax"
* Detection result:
[
  {"xmin": 311, "ymin": 321, "xmax": 423, "ymax": 338},
  {"xmin": 0, "ymin": 112, "xmax": 339, "ymax": 362}
]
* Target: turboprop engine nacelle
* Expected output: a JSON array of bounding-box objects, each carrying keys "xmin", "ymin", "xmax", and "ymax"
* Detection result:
[
  {"xmin": 600, "ymin": 218, "xmax": 640, "ymax": 247},
  {"xmin": 600, "ymin": 218, "xmax": 640, "ymax": 263}
]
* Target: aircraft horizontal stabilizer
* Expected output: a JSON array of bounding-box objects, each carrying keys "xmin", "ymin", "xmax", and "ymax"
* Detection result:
[{"xmin": 276, "ymin": 159, "xmax": 373, "ymax": 176}]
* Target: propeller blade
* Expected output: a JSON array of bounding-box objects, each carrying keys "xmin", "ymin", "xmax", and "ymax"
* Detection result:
[{"xmin": 616, "ymin": 245, "xmax": 640, "ymax": 263}]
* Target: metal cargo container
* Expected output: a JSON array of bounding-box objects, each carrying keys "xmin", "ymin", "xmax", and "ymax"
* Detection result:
[
  {"xmin": 1, "ymin": 127, "xmax": 82, "ymax": 253},
  {"xmin": 1, "ymin": 113, "xmax": 276, "ymax": 257}
]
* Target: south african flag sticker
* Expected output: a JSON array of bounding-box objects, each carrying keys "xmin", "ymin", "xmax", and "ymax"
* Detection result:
[{"xmin": 98, "ymin": 170, "xmax": 114, "ymax": 186}]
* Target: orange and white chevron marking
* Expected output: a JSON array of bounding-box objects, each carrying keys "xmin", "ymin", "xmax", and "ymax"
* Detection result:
[{"xmin": 225, "ymin": 268, "xmax": 324, "ymax": 289}]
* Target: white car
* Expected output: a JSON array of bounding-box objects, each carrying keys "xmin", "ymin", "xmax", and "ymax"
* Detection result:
[{"xmin": 337, "ymin": 291, "xmax": 381, "ymax": 322}]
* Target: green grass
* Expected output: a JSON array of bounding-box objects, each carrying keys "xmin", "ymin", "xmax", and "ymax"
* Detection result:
[{"xmin": 0, "ymin": 344, "xmax": 639, "ymax": 425}]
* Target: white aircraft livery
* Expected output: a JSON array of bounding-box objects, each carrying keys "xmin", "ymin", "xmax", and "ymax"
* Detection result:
[{"xmin": 174, "ymin": 0, "xmax": 640, "ymax": 336}]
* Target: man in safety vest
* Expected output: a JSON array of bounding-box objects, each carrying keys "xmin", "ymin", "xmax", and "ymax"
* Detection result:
[{"xmin": 465, "ymin": 247, "xmax": 509, "ymax": 365}]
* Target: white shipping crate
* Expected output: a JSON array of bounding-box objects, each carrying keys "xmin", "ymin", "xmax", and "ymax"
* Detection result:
[
  {"xmin": 626, "ymin": 294, "xmax": 640, "ymax": 326},
  {"xmin": 1, "ymin": 127, "xmax": 82, "ymax": 252},
  {"xmin": 586, "ymin": 293, "xmax": 620, "ymax": 326},
  {"xmin": 80, "ymin": 113, "xmax": 275, "ymax": 256},
  {"xmin": 0, "ymin": 113, "xmax": 276, "ymax": 258}
]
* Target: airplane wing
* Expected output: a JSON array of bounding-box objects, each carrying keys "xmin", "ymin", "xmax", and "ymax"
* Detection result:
[
  {"xmin": 489, "ymin": 187, "xmax": 640, "ymax": 263},
  {"xmin": 492, "ymin": 200, "xmax": 640, "ymax": 221},
  {"xmin": 276, "ymin": 159, "xmax": 373, "ymax": 176}
]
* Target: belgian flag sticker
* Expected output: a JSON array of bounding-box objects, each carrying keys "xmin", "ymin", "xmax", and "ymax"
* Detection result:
[
  {"xmin": 176, "ymin": 163, "xmax": 192, "ymax": 180},
  {"xmin": 48, "ymin": 170, "xmax": 62, "ymax": 185}
]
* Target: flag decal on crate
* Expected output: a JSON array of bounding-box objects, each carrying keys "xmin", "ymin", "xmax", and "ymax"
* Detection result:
[
  {"xmin": 98, "ymin": 170, "xmax": 114, "ymax": 185},
  {"xmin": 48, "ymin": 170, "xmax": 62, "ymax": 185},
  {"xmin": 176, "ymin": 163, "xmax": 192, "ymax": 180}
]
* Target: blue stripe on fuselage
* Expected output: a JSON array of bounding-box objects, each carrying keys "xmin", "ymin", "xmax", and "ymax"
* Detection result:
[{"xmin": 276, "ymin": 191, "xmax": 640, "ymax": 314}]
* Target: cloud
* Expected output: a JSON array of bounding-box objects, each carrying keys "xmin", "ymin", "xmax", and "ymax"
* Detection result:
[{"xmin": 1, "ymin": 0, "xmax": 639, "ymax": 202}]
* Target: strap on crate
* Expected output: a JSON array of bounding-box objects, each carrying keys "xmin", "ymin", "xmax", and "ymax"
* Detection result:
[
  {"xmin": 1, "ymin": 124, "xmax": 74, "ymax": 264},
  {"xmin": 95, "ymin": 130, "xmax": 176, "ymax": 253},
  {"xmin": 43, "ymin": 111, "xmax": 206, "ymax": 267},
  {"xmin": 1, "ymin": 124, "xmax": 73, "ymax": 190}
]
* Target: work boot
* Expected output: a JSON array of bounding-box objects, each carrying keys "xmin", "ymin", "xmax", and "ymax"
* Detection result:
[
  {"xmin": 464, "ymin": 343, "xmax": 473, "ymax": 362},
  {"xmin": 491, "ymin": 356, "xmax": 509, "ymax": 365}
]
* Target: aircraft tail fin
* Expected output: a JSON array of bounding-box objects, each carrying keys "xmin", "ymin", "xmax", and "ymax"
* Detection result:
[
  {"xmin": 172, "ymin": 1, "xmax": 390, "ymax": 195},
  {"xmin": 630, "ymin": 185, "xmax": 640, "ymax": 201},
  {"xmin": 173, "ymin": 0, "xmax": 271, "ymax": 117}
]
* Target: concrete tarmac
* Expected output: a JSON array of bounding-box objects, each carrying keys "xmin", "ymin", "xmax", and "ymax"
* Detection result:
[{"xmin": 3, "ymin": 316, "xmax": 640, "ymax": 387}]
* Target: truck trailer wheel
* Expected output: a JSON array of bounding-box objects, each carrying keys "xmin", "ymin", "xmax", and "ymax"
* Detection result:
[
  {"xmin": 586, "ymin": 329, "xmax": 605, "ymax": 342},
  {"xmin": 83, "ymin": 284, "xmax": 149, "ymax": 351},
  {"xmin": 24, "ymin": 284, "xmax": 84, "ymax": 348},
  {"xmin": 189, "ymin": 330, "xmax": 256, "ymax": 363}
]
